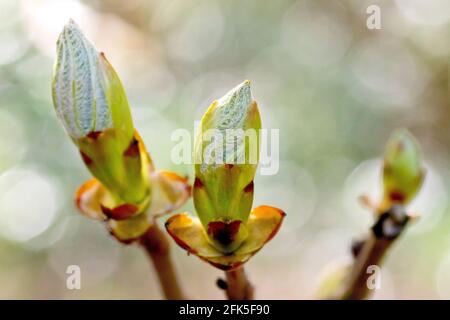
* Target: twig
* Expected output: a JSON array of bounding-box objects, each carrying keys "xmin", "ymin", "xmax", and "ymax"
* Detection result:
[
  {"xmin": 221, "ymin": 267, "xmax": 254, "ymax": 300},
  {"xmin": 336, "ymin": 204, "xmax": 409, "ymax": 300},
  {"xmin": 139, "ymin": 223, "xmax": 185, "ymax": 300}
]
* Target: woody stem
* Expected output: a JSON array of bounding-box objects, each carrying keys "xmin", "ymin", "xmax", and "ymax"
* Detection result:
[
  {"xmin": 336, "ymin": 205, "xmax": 409, "ymax": 300},
  {"xmin": 340, "ymin": 234, "xmax": 392, "ymax": 299},
  {"xmin": 139, "ymin": 223, "xmax": 185, "ymax": 300},
  {"xmin": 224, "ymin": 267, "xmax": 254, "ymax": 300}
]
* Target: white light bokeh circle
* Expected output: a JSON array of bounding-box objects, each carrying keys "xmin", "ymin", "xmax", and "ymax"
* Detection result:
[
  {"xmin": 0, "ymin": 167, "xmax": 60, "ymax": 242},
  {"xmin": 0, "ymin": 0, "xmax": 21, "ymax": 28},
  {"xmin": 309, "ymin": 241, "xmax": 395, "ymax": 299},
  {"xmin": 281, "ymin": 0, "xmax": 353, "ymax": 67},
  {"xmin": 395, "ymin": 0, "xmax": 450, "ymax": 26},
  {"xmin": 342, "ymin": 159, "xmax": 380, "ymax": 229},
  {"xmin": 299, "ymin": 228, "xmax": 354, "ymax": 296},
  {"xmin": 0, "ymin": 29, "xmax": 29, "ymax": 65},
  {"xmin": 255, "ymin": 160, "xmax": 317, "ymax": 233},
  {"xmin": 407, "ymin": 165, "xmax": 447, "ymax": 235},
  {"xmin": 24, "ymin": 214, "xmax": 74, "ymax": 251},
  {"xmin": 47, "ymin": 216, "xmax": 121, "ymax": 287},
  {"xmin": 0, "ymin": 109, "xmax": 27, "ymax": 174},
  {"xmin": 21, "ymin": 0, "xmax": 94, "ymax": 57},
  {"xmin": 436, "ymin": 248, "xmax": 450, "ymax": 299},
  {"xmin": 166, "ymin": 2, "xmax": 224, "ymax": 62},
  {"xmin": 350, "ymin": 37, "xmax": 430, "ymax": 109}
]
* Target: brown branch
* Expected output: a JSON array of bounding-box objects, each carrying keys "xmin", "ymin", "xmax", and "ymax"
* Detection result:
[
  {"xmin": 222, "ymin": 267, "xmax": 254, "ymax": 300},
  {"xmin": 340, "ymin": 235, "xmax": 392, "ymax": 299},
  {"xmin": 336, "ymin": 204, "xmax": 409, "ymax": 300},
  {"xmin": 139, "ymin": 223, "xmax": 185, "ymax": 300}
]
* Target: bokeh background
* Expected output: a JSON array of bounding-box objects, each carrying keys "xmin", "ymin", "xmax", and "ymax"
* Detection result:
[{"xmin": 0, "ymin": 0, "xmax": 449, "ymax": 299}]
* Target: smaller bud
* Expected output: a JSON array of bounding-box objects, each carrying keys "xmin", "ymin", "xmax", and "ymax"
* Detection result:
[{"xmin": 382, "ymin": 129, "xmax": 425, "ymax": 206}]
